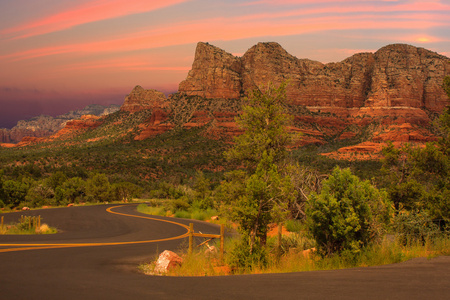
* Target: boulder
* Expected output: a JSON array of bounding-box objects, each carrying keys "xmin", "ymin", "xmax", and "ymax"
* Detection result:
[{"xmin": 153, "ymin": 250, "xmax": 183, "ymax": 274}]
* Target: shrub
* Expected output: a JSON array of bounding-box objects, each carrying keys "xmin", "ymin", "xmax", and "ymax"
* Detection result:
[
  {"xmin": 306, "ymin": 167, "xmax": 392, "ymax": 256},
  {"xmin": 166, "ymin": 197, "xmax": 191, "ymax": 213},
  {"xmin": 136, "ymin": 203, "xmax": 166, "ymax": 216},
  {"xmin": 226, "ymin": 235, "xmax": 268, "ymax": 272}
]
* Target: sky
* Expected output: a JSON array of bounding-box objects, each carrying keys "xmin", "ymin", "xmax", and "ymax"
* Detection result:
[{"xmin": 1, "ymin": 0, "xmax": 449, "ymax": 128}]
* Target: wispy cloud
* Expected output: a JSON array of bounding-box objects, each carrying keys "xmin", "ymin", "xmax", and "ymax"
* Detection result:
[
  {"xmin": 2, "ymin": 10, "xmax": 447, "ymax": 63},
  {"xmin": 237, "ymin": 1, "xmax": 450, "ymax": 21},
  {"xmin": 1, "ymin": 0, "xmax": 189, "ymax": 40}
]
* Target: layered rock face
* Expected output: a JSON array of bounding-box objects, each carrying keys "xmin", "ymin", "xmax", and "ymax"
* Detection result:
[
  {"xmin": 179, "ymin": 42, "xmax": 450, "ymax": 112},
  {"xmin": 176, "ymin": 42, "xmax": 449, "ymax": 147},
  {"xmin": 178, "ymin": 43, "xmax": 242, "ymax": 99}
]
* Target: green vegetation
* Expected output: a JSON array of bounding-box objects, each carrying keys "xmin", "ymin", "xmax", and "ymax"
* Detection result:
[
  {"xmin": 1, "ymin": 215, "xmax": 57, "ymax": 235},
  {"xmin": 219, "ymin": 82, "xmax": 297, "ymax": 268},
  {"xmin": 2, "ymin": 77, "xmax": 450, "ymax": 273},
  {"xmin": 380, "ymin": 106, "xmax": 450, "ymax": 224},
  {"xmin": 136, "ymin": 202, "xmax": 218, "ymax": 221},
  {"xmin": 138, "ymin": 78, "xmax": 449, "ymax": 275},
  {"xmin": 307, "ymin": 167, "xmax": 391, "ymax": 257},
  {"xmin": 141, "ymin": 232, "xmax": 450, "ymax": 276}
]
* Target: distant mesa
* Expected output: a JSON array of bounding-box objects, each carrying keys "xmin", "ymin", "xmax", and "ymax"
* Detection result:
[{"xmin": 0, "ymin": 104, "xmax": 120, "ymax": 144}]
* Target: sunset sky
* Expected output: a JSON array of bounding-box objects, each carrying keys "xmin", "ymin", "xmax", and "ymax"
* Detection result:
[{"xmin": 1, "ymin": 0, "xmax": 449, "ymax": 128}]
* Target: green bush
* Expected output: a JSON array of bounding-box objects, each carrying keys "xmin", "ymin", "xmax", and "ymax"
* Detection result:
[
  {"xmin": 226, "ymin": 235, "xmax": 268, "ymax": 272},
  {"xmin": 306, "ymin": 167, "xmax": 392, "ymax": 256},
  {"xmin": 166, "ymin": 197, "xmax": 191, "ymax": 213}
]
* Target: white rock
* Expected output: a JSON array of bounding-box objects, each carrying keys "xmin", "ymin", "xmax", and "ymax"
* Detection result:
[{"xmin": 153, "ymin": 250, "xmax": 183, "ymax": 274}]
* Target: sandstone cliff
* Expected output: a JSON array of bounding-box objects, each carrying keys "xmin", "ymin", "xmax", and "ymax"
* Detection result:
[
  {"xmin": 179, "ymin": 42, "xmax": 450, "ymax": 112},
  {"xmin": 175, "ymin": 42, "xmax": 450, "ymax": 148}
]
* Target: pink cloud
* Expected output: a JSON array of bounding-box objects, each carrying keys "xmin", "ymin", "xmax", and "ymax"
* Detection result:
[
  {"xmin": 237, "ymin": 1, "xmax": 450, "ymax": 21},
  {"xmin": 1, "ymin": 0, "xmax": 189, "ymax": 39},
  {"xmin": 1, "ymin": 7, "xmax": 447, "ymax": 63},
  {"xmin": 244, "ymin": 0, "xmax": 449, "ymax": 8}
]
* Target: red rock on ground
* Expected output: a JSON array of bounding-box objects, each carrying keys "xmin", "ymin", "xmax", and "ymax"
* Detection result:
[{"xmin": 153, "ymin": 250, "xmax": 183, "ymax": 274}]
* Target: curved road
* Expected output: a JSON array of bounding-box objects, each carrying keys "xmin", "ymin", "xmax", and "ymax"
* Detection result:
[{"xmin": 0, "ymin": 204, "xmax": 449, "ymax": 300}]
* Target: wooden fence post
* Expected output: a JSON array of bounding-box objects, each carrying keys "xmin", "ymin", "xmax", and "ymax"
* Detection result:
[
  {"xmin": 188, "ymin": 223, "xmax": 194, "ymax": 255},
  {"xmin": 1, "ymin": 216, "xmax": 3, "ymax": 231},
  {"xmin": 38, "ymin": 215, "xmax": 41, "ymax": 228},
  {"xmin": 220, "ymin": 224, "xmax": 224, "ymax": 263}
]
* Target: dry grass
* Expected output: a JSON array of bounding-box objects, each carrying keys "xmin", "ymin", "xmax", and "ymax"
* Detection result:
[{"xmin": 140, "ymin": 233, "xmax": 450, "ymax": 277}]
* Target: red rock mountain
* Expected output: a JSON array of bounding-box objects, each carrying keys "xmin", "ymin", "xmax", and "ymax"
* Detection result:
[
  {"xmin": 122, "ymin": 42, "xmax": 450, "ymax": 150},
  {"xmin": 179, "ymin": 42, "xmax": 449, "ymax": 111},
  {"xmin": 6, "ymin": 42, "xmax": 449, "ymax": 154}
]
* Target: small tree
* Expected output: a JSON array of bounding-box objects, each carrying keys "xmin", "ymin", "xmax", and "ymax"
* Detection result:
[
  {"xmin": 2, "ymin": 179, "xmax": 30, "ymax": 208},
  {"xmin": 229, "ymin": 152, "xmax": 295, "ymax": 250},
  {"xmin": 113, "ymin": 182, "xmax": 142, "ymax": 202},
  {"xmin": 85, "ymin": 173, "xmax": 112, "ymax": 202},
  {"xmin": 222, "ymin": 82, "xmax": 296, "ymax": 254},
  {"xmin": 306, "ymin": 167, "xmax": 391, "ymax": 256},
  {"xmin": 225, "ymin": 82, "xmax": 292, "ymax": 171}
]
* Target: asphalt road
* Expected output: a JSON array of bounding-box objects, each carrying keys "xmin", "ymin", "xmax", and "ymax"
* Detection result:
[{"xmin": 1, "ymin": 204, "xmax": 449, "ymax": 300}]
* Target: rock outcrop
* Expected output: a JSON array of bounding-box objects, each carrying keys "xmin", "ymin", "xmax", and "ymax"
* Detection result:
[
  {"xmin": 175, "ymin": 42, "xmax": 450, "ymax": 148},
  {"xmin": 179, "ymin": 42, "xmax": 450, "ymax": 112},
  {"xmin": 121, "ymin": 86, "xmax": 168, "ymax": 113},
  {"xmin": 179, "ymin": 43, "xmax": 242, "ymax": 99},
  {"xmin": 48, "ymin": 115, "xmax": 103, "ymax": 140}
]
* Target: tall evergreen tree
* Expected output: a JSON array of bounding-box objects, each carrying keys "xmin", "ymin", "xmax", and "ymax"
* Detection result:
[{"xmin": 223, "ymin": 82, "xmax": 296, "ymax": 252}]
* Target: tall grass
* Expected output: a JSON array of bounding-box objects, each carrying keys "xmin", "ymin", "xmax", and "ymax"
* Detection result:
[
  {"xmin": 136, "ymin": 203, "xmax": 167, "ymax": 216},
  {"xmin": 143, "ymin": 234, "xmax": 450, "ymax": 276},
  {"xmin": 137, "ymin": 202, "xmax": 218, "ymax": 221}
]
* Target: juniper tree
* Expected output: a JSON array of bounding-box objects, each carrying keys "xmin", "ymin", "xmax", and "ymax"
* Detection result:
[
  {"xmin": 223, "ymin": 82, "xmax": 296, "ymax": 252},
  {"xmin": 306, "ymin": 167, "xmax": 391, "ymax": 256}
]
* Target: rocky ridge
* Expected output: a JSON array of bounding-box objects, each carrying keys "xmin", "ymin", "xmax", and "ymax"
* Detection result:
[{"xmin": 179, "ymin": 42, "xmax": 449, "ymax": 111}]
